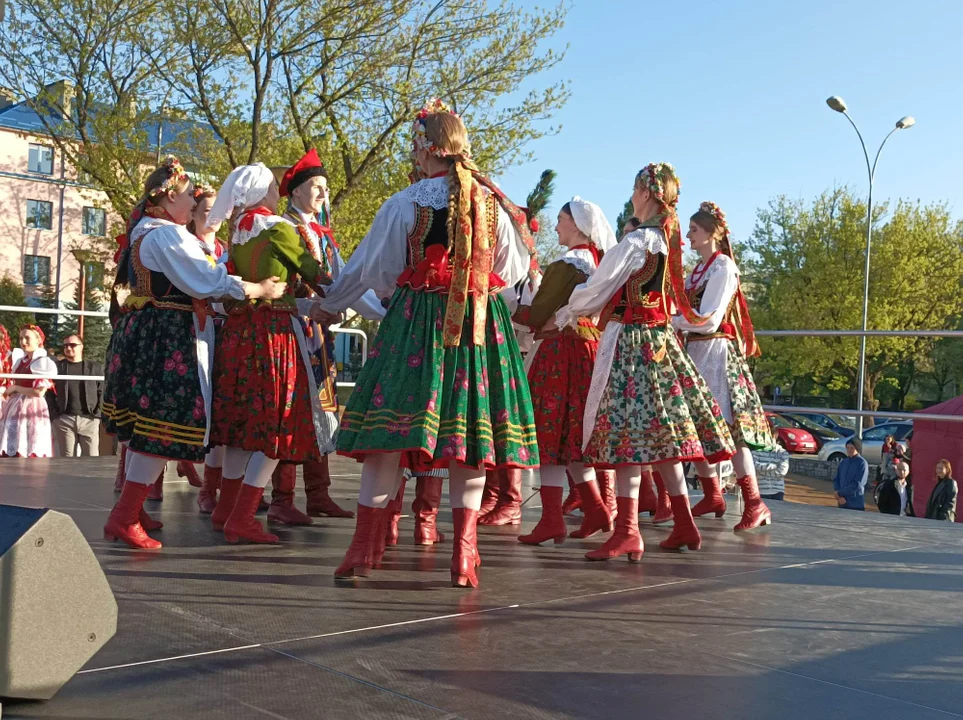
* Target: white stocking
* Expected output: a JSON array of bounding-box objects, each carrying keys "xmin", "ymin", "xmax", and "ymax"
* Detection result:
[
  {"xmin": 692, "ymin": 460, "xmax": 718, "ymax": 479},
  {"xmin": 538, "ymin": 465, "xmax": 567, "ymax": 488},
  {"xmin": 125, "ymin": 452, "xmax": 168, "ymax": 486},
  {"xmin": 568, "ymin": 461, "xmax": 597, "ymax": 486},
  {"xmin": 615, "ymin": 466, "xmax": 642, "ymax": 499},
  {"xmin": 732, "ymin": 444, "xmax": 756, "ymax": 480},
  {"xmin": 358, "ymin": 452, "xmax": 402, "ymax": 508},
  {"xmin": 654, "ymin": 460, "xmax": 688, "ymax": 496},
  {"xmin": 205, "ymin": 445, "xmax": 225, "ymax": 469},
  {"xmin": 223, "ymin": 447, "xmax": 252, "ymax": 480},
  {"xmin": 449, "ymin": 464, "xmax": 486, "ymax": 510},
  {"xmin": 243, "ymin": 453, "xmax": 280, "ymax": 488}
]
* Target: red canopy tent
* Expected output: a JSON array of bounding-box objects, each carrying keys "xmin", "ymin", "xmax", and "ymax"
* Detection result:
[{"xmin": 911, "ymin": 395, "xmax": 963, "ymax": 521}]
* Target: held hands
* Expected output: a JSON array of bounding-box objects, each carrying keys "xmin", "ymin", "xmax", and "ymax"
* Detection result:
[
  {"xmin": 308, "ymin": 303, "xmax": 342, "ymax": 326},
  {"xmin": 247, "ymin": 276, "xmax": 286, "ymax": 301}
]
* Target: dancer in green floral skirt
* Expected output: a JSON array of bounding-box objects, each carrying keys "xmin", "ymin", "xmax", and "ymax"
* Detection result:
[{"xmin": 317, "ymin": 100, "xmax": 539, "ymax": 588}]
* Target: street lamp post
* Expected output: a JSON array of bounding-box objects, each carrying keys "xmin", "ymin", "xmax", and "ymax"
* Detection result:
[{"xmin": 826, "ymin": 96, "xmax": 914, "ymax": 439}]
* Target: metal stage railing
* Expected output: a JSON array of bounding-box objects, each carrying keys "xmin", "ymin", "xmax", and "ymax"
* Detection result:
[
  {"xmin": 3, "ymin": 304, "xmax": 961, "ymax": 427},
  {"xmin": 0, "ymin": 304, "xmax": 367, "ymax": 387}
]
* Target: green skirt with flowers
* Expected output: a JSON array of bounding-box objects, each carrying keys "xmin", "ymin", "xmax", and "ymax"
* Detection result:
[
  {"xmin": 337, "ymin": 287, "xmax": 539, "ymax": 469},
  {"xmin": 584, "ymin": 323, "xmax": 736, "ymax": 466}
]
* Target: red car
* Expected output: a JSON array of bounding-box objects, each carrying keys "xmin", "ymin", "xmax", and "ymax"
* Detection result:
[{"xmin": 766, "ymin": 412, "xmax": 818, "ymax": 454}]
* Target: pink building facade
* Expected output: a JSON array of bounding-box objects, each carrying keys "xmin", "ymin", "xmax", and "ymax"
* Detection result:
[{"xmin": 0, "ymin": 92, "xmax": 118, "ymax": 309}]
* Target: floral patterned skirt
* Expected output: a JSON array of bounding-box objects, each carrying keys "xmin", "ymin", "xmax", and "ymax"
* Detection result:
[
  {"xmin": 210, "ymin": 308, "xmax": 323, "ymax": 462},
  {"xmin": 527, "ymin": 333, "xmax": 597, "ymax": 466},
  {"xmin": 723, "ymin": 340, "xmax": 774, "ymax": 451},
  {"xmin": 0, "ymin": 395, "xmax": 53, "ymax": 458},
  {"xmin": 584, "ymin": 323, "xmax": 735, "ymax": 467},
  {"xmin": 337, "ymin": 287, "xmax": 539, "ymax": 469},
  {"xmin": 103, "ymin": 306, "xmax": 207, "ymax": 461}
]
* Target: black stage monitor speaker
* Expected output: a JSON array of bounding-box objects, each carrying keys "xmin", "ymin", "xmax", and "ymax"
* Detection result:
[{"xmin": 0, "ymin": 505, "xmax": 117, "ymax": 700}]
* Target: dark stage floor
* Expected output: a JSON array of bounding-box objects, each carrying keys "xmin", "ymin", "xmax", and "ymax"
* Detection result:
[{"xmin": 2, "ymin": 457, "xmax": 962, "ymax": 720}]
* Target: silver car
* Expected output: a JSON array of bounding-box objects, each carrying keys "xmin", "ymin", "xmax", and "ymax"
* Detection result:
[{"xmin": 816, "ymin": 421, "xmax": 912, "ymax": 464}]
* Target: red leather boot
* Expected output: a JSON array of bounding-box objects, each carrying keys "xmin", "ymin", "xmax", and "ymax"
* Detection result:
[
  {"xmin": 147, "ymin": 468, "xmax": 164, "ymax": 500},
  {"xmin": 304, "ymin": 456, "xmax": 354, "ymax": 518},
  {"xmin": 584, "ymin": 497, "xmax": 643, "ymax": 562},
  {"xmin": 211, "ymin": 476, "xmax": 243, "ymax": 531},
  {"xmin": 104, "ymin": 481, "xmax": 162, "ymax": 550},
  {"xmin": 139, "ymin": 508, "xmax": 163, "ymax": 531},
  {"xmin": 691, "ymin": 475, "xmax": 727, "ymax": 518},
  {"xmin": 197, "ymin": 465, "xmax": 221, "ymax": 514},
  {"xmin": 385, "ymin": 477, "xmax": 407, "ymax": 546},
  {"xmin": 268, "ymin": 463, "xmax": 313, "ymax": 526},
  {"xmin": 334, "ymin": 504, "xmax": 386, "ymax": 578},
  {"xmin": 598, "ymin": 470, "xmax": 618, "ymax": 519},
  {"xmin": 479, "ymin": 470, "xmax": 500, "ymax": 517},
  {"xmin": 660, "ymin": 495, "xmax": 703, "ymax": 551},
  {"xmin": 413, "ymin": 476, "xmax": 446, "ymax": 545},
  {"xmin": 639, "ymin": 470, "xmax": 658, "ymax": 516},
  {"xmin": 561, "ymin": 471, "xmax": 581, "ymax": 515},
  {"xmin": 569, "ymin": 480, "xmax": 614, "ymax": 539},
  {"xmin": 176, "ymin": 461, "xmax": 202, "ymax": 488},
  {"xmin": 451, "ymin": 508, "xmax": 480, "ymax": 588},
  {"xmin": 734, "ymin": 475, "xmax": 772, "ymax": 532},
  {"xmin": 518, "ymin": 486, "xmax": 567, "ymax": 545},
  {"xmin": 113, "ymin": 446, "xmax": 127, "ymax": 493},
  {"xmin": 652, "ymin": 471, "xmax": 673, "ymax": 525},
  {"xmin": 223, "ymin": 483, "xmax": 279, "ymax": 544},
  {"xmin": 479, "ymin": 469, "xmax": 522, "ymax": 526}
]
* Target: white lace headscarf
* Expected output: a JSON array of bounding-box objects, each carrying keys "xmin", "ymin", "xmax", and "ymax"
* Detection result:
[
  {"xmin": 208, "ymin": 163, "xmax": 275, "ymax": 229},
  {"xmin": 568, "ymin": 196, "xmax": 617, "ymax": 253}
]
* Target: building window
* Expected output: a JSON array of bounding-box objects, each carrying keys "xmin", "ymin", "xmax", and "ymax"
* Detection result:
[
  {"xmin": 23, "ymin": 255, "xmax": 51, "ymax": 286},
  {"xmin": 84, "ymin": 261, "xmax": 105, "ymax": 287},
  {"xmin": 26, "ymin": 199, "xmax": 53, "ymax": 230},
  {"xmin": 82, "ymin": 206, "xmax": 106, "ymax": 236},
  {"xmin": 28, "ymin": 143, "xmax": 54, "ymax": 175}
]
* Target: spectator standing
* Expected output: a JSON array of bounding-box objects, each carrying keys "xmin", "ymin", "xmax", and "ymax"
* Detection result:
[
  {"xmin": 0, "ymin": 324, "xmax": 11, "ymax": 414},
  {"xmin": 52, "ymin": 334, "xmax": 104, "ymax": 456},
  {"xmin": 924, "ymin": 459, "xmax": 958, "ymax": 522},
  {"xmin": 833, "ymin": 438, "xmax": 868, "ymax": 511},
  {"xmin": 754, "ymin": 446, "xmax": 790, "ymax": 501},
  {"xmin": 877, "ymin": 460, "xmax": 911, "ymax": 516},
  {"xmin": 0, "ymin": 325, "xmax": 57, "ymax": 458}
]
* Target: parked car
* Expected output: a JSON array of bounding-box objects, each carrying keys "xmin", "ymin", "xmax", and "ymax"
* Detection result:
[
  {"xmin": 766, "ymin": 412, "xmax": 818, "ymax": 454},
  {"xmin": 787, "ymin": 412, "xmax": 856, "ymax": 438},
  {"xmin": 816, "ymin": 421, "xmax": 913, "ymax": 464},
  {"xmin": 781, "ymin": 413, "xmax": 845, "ymax": 448}
]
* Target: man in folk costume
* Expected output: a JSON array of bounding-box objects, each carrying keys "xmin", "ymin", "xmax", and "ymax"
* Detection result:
[
  {"xmin": 261, "ymin": 150, "xmax": 385, "ymax": 525},
  {"xmin": 317, "ymin": 100, "xmax": 539, "ymax": 588}
]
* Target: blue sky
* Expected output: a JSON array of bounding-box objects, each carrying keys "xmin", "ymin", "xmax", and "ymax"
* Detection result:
[{"xmin": 496, "ymin": 0, "xmax": 962, "ymax": 244}]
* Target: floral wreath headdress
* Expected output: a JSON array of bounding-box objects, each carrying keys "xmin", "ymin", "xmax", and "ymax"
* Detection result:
[
  {"xmin": 192, "ymin": 182, "xmax": 216, "ymax": 200},
  {"xmin": 148, "ymin": 156, "xmax": 190, "ymax": 198},
  {"xmin": 637, "ymin": 162, "xmax": 680, "ymax": 208},
  {"xmin": 411, "ymin": 98, "xmax": 472, "ymax": 160}
]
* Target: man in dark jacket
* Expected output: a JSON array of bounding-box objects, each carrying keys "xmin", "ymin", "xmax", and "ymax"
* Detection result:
[
  {"xmin": 833, "ymin": 438, "xmax": 868, "ymax": 511},
  {"xmin": 52, "ymin": 335, "xmax": 104, "ymax": 456}
]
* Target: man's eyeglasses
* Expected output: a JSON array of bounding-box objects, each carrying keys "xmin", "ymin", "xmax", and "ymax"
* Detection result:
[{"xmin": 63, "ymin": 343, "xmax": 82, "ymax": 348}]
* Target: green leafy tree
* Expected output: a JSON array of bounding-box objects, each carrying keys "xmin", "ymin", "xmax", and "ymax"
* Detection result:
[
  {"xmin": 615, "ymin": 198, "xmax": 635, "ymax": 235},
  {"xmin": 525, "ymin": 169, "xmax": 561, "ymax": 265},
  {"xmin": 745, "ymin": 188, "xmax": 963, "ymax": 414},
  {"xmin": 0, "ymin": 274, "xmax": 34, "ymax": 333}
]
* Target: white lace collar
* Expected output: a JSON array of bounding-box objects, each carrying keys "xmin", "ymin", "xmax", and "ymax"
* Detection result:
[
  {"xmin": 232, "ymin": 210, "xmax": 293, "ymax": 247},
  {"xmin": 396, "ymin": 176, "xmax": 449, "ymax": 210},
  {"xmin": 559, "ymin": 247, "xmax": 598, "ymax": 277},
  {"xmin": 624, "ymin": 227, "xmax": 668, "ymax": 256},
  {"xmin": 130, "ymin": 216, "xmax": 175, "ymax": 243}
]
